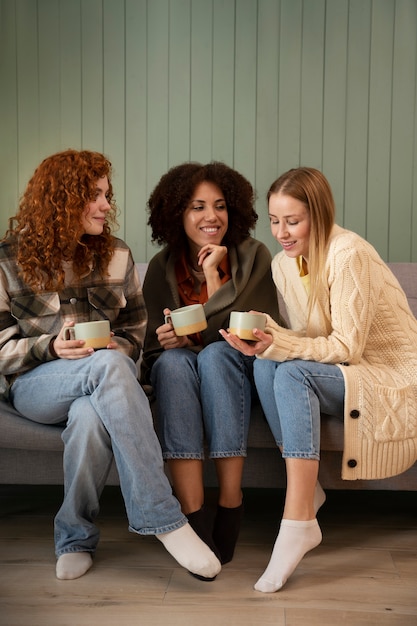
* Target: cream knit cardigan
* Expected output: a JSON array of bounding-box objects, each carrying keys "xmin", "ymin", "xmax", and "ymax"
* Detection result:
[{"xmin": 258, "ymin": 225, "xmax": 417, "ymax": 480}]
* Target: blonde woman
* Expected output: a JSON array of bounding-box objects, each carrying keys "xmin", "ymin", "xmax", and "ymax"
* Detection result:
[{"xmin": 221, "ymin": 167, "xmax": 417, "ymax": 592}]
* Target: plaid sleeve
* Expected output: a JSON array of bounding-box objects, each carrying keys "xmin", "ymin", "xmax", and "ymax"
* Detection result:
[
  {"xmin": 110, "ymin": 252, "xmax": 147, "ymax": 362},
  {"xmin": 0, "ymin": 277, "xmax": 55, "ymax": 376}
]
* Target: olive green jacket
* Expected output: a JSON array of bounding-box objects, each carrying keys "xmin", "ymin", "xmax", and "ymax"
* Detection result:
[{"xmin": 140, "ymin": 237, "xmax": 284, "ymax": 384}]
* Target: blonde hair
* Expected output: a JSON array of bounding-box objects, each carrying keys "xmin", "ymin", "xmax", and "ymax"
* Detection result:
[{"xmin": 267, "ymin": 167, "xmax": 335, "ymax": 317}]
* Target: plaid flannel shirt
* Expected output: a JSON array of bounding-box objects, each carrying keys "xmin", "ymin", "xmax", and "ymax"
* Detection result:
[{"xmin": 0, "ymin": 235, "xmax": 146, "ymax": 399}]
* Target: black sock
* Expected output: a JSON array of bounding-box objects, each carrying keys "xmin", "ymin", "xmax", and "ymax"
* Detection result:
[
  {"xmin": 213, "ymin": 502, "xmax": 244, "ymax": 564},
  {"xmin": 186, "ymin": 506, "xmax": 221, "ymax": 561}
]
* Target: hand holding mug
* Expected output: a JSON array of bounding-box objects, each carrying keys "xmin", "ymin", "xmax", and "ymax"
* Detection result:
[
  {"xmin": 156, "ymin": 309, "xmax": 193, "ymax": 350},
  {"xmin": 219, "ymin": 310, "xmax": 272, "ymax": 356},
  {"xmin": 53, "ymin": 320, "xmax": 114, "ymax": 359},
  {"xmin": 164, "ymin": 304, "xmax": 207, "ymax": 336},
  {"xmin": 220, "ymin": 327, "xmax": 272, "ymax": 356},
  {"xmin": 157, "ymin": 304, "xmax": 207, "ymax": 350},
  {"xmin": 228, "ymin": 311, "xmax": 266, "ymax": 341}
]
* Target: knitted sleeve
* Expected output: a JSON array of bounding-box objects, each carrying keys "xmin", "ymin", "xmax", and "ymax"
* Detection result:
[{"xmin": 258, "ymin": 243, "xmax": 382, "ymax": 364}]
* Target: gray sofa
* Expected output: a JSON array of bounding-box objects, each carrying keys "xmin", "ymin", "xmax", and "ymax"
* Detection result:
[{"xmin": 1, "ymin": 263, "xmax": 417, "ymax": 491}]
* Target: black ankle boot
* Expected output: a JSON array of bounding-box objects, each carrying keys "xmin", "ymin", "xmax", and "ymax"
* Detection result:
[
  {"xmin": 212, "ymin": 502, "xmax": 244, "ymax": 564},
  {"xmin": 186, "ymin": 506, "xmax": 221, "ymax": 561}
]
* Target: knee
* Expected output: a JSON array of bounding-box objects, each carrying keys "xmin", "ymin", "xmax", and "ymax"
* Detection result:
[
  {"xmin": 197, "ymin": 340, "xmax": 240, "ymax": 372},
  {"xmin": 65, "ymin": 397, "xmax": 108, "ymax": 443},
  {"xmin": 273, "ymin": 360, "xmax": 306, "ymax": 386},
  {"xmin": 151, "ymin": 349, "xmax": 197, "ymax": 384},
  {"xmin": 254, "ymin": 357, "xmax": 277, "ymax": 379},
  {"xmin": 90, "ymin": 349, "xmax": 137, "ymax": 377}
]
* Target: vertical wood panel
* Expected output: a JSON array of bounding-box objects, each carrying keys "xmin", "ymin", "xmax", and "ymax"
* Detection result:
[
  {"xmin": 125, "ymin": 0, "xmax": 148, "ymax": 259},
  {"xmin": 212, "ymin": 0, "xmax": 235, "ymax": 164},
  {"xmin": 0, "ymin": 0, "xmax": 18, "ymax": 234},
  {"xmin": 300, "ymin": 0, "xmax": 325, "ymax": 167},
  {"xmin": 412, "ymin": 69, "xmax": 417, "ymax": 263},
  {"xmin": 322, "ymin": 0, "xmax": 348, "ymax": 221},
  {"xmin": 277, "ymin": 0, "xmax": 302, "ymax": 175},
  {"xmin": 38, "ymin": 0, "xmax": 61, "ymax": 158},
  {"xmin": 255, "ymin": 0, "xmax": 280, "ymax": 253},
  {"xmin": 147, "ymin": 0, "xmax": 169, "ymax": 194},
  {"xmin": 366, "ymin": 0, "xmax": 394, "ymax": 259},
  {"xmin": 190, "ymin": 0, "xmax": 213, "ymax": 162},
  {"xmin": 103, "ymin": 0, "xmax": 126, "ymax": 238},
  {"xmin": 0, "ymin": 0, "xmax": 416, "ymax": 263},
  {"xmin": 234, "ymin": 0, "xmax": 258, "ymax": 185},
  {"xmin": 59, "ymin": 0, "xmax": 82, "ymax": 149},
  {"xmin": 389, "ymin": 0, "xmax": 417, "ymax": 260},
  {"xmin": 168, "ymin": 0, "xmax": 192, "ymax": 165},
  {"xmin": 15, "ymin": 0, "xmax": 41, "ymax": 190},
  {"xmin": 344, "ymin": 0, "xmax": 371, "ymax": 235},
  {"xmin": 80, "ymin": 0, "xmax": 104, "ymax": 150}
]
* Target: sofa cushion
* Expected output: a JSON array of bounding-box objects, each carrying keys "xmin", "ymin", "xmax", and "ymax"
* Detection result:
[
  {"xmin": 388, "ymin": 263, "xmax": 417, "ymax": 317},
  {"xmin": 0, "ymin": 401, "xmax": 64, "ymax": 451}
]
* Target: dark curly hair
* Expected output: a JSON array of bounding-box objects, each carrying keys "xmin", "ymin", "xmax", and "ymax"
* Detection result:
[
  {"xmin": 147, "ymin": 161, "xmax": 258, "ymax": 256},
  {"xmin": 6, "ymin": 149, "xmax": 118, "ymax": 292}
]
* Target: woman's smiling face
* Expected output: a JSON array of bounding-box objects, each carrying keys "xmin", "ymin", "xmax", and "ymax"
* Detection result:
[
  {"xmin": 182, "ymin": 181, "xmax": 228, "ymax": 248},
  {"xmin": 268, "ymin": 192, "xmax": 311, "ymax": 261},
  {"xmin": 81, "ymin": 176, "xmax": 111, "ymax": 236}
]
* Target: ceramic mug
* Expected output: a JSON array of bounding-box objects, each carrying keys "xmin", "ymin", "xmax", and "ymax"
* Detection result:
[
  {"xmin": 228, "ymin": 311, "xmax": 266, "ymax": 341},
  {"xmin": 165, "ymin": 304, "xmax": 207, "ymax": 336},
  {"xmin": 63, "ymin": 320, "xmax": 111, "ymax": 349}
]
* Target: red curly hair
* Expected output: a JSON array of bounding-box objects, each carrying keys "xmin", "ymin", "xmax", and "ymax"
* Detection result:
[{"xmin": 6, "ymin": 149, "xmax": 118, "ymax": 292}]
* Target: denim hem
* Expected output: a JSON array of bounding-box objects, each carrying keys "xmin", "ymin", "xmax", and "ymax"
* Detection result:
[
  {"xmin": 128, "ymin": 516, "xmax": 187, "ymax": 536},
  {"xmin": 162, "ymin": 453, "xmax": 205, "ymax": 460},
  {"xmin": 55, "ymin": 548, "xmax": 95, "ymax": 558},
  {"xmin": 282, "ymin": 452, "xmax": 320, "ymax": 460},
  {"xmin": 209, "ymin": 450, "xmax": 247, "ymax": 459}
]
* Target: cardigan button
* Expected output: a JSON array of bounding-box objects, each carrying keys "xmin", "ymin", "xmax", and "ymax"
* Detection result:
[
  {"xmin": 350, "ymin": 409, "xmax": 360, "ymax": 419},
  {"xmin": 347, "ymin": 459, "xmax": 357, "ymax": 468},
  {"xmin": 69, "ymin": 298, "xmax": 77, "ymax": 305}
]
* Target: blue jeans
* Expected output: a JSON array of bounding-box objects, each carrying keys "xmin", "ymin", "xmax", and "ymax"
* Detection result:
[
  {"xmin": 150, "ymin": 341, "xmax": 256, "ymax": 459},
  {"xmin": 10, "ymin": 350, "xmax": 186, "ymax": 557},
  {"xmin": 254, "ymin": 358, "xmax": 345, "ymax": 459}
]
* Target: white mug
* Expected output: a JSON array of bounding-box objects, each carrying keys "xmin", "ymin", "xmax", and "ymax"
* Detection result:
[
  {"xmin": 228, "ymin": 311, "xmax": 266, "ymax": 341},
  {"xmin": 165, "ymin": 304, "xmax": 207, "ymax": 336},
  {"xmin": 63, "ymin": 320, "xmax": 111, "ymax": 349}
]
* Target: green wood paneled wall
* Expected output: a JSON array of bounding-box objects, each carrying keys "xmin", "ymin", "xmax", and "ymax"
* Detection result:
[{"xmin": 1, "ymin": 0, "xmax": 416, "ymax": 262}]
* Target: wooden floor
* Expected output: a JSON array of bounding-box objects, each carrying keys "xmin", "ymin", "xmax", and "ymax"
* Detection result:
[{"xmin": 0, "ymin": 485, "xmax": 416, "ymax": 626}]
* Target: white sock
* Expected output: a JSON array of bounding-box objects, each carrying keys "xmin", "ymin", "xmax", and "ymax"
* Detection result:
[
  {"xmin": 157, "ymin": 523, "xmax": 221, "ymax": 579},
  {"xmin": 254, "ymin": 518, "xmax": 322, "ymax": 593},
  {"xmin": 314, "ymin": 481, "xmax": 326, "ymax": 514},
  {"xmin": 56, "ymin": 552, "xmax": 93, "ymax": 580}
]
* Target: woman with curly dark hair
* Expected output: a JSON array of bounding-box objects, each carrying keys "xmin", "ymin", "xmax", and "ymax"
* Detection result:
[
  {"xmin": 141, "ymin": 161, "xmax": 284, "ymax": 567},
  {"xmin": 0, "ymin": 150, "xmax": 221, "ymax": 582}
]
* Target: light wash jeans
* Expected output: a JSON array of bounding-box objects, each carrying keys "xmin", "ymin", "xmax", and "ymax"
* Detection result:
[
  {"xmin": 10, "ymin": 350, "xmax": 186, "ymax": 557},
  {"xmin": 254, "ymin": 358, "xmax": 345, "ymax": 459},
  {"xmin": 150, "ymin": 341, "xmax": 256, "ymax": 459}
]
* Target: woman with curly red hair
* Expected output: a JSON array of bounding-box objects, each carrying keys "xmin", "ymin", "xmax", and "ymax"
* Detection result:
[
  {"xmin": 0, "ymin": 149, "xmax": 221, "ymax": 582},
  {"xmin": 141, "ymin": 161, "xmax": 285, "ymax": 567}
]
